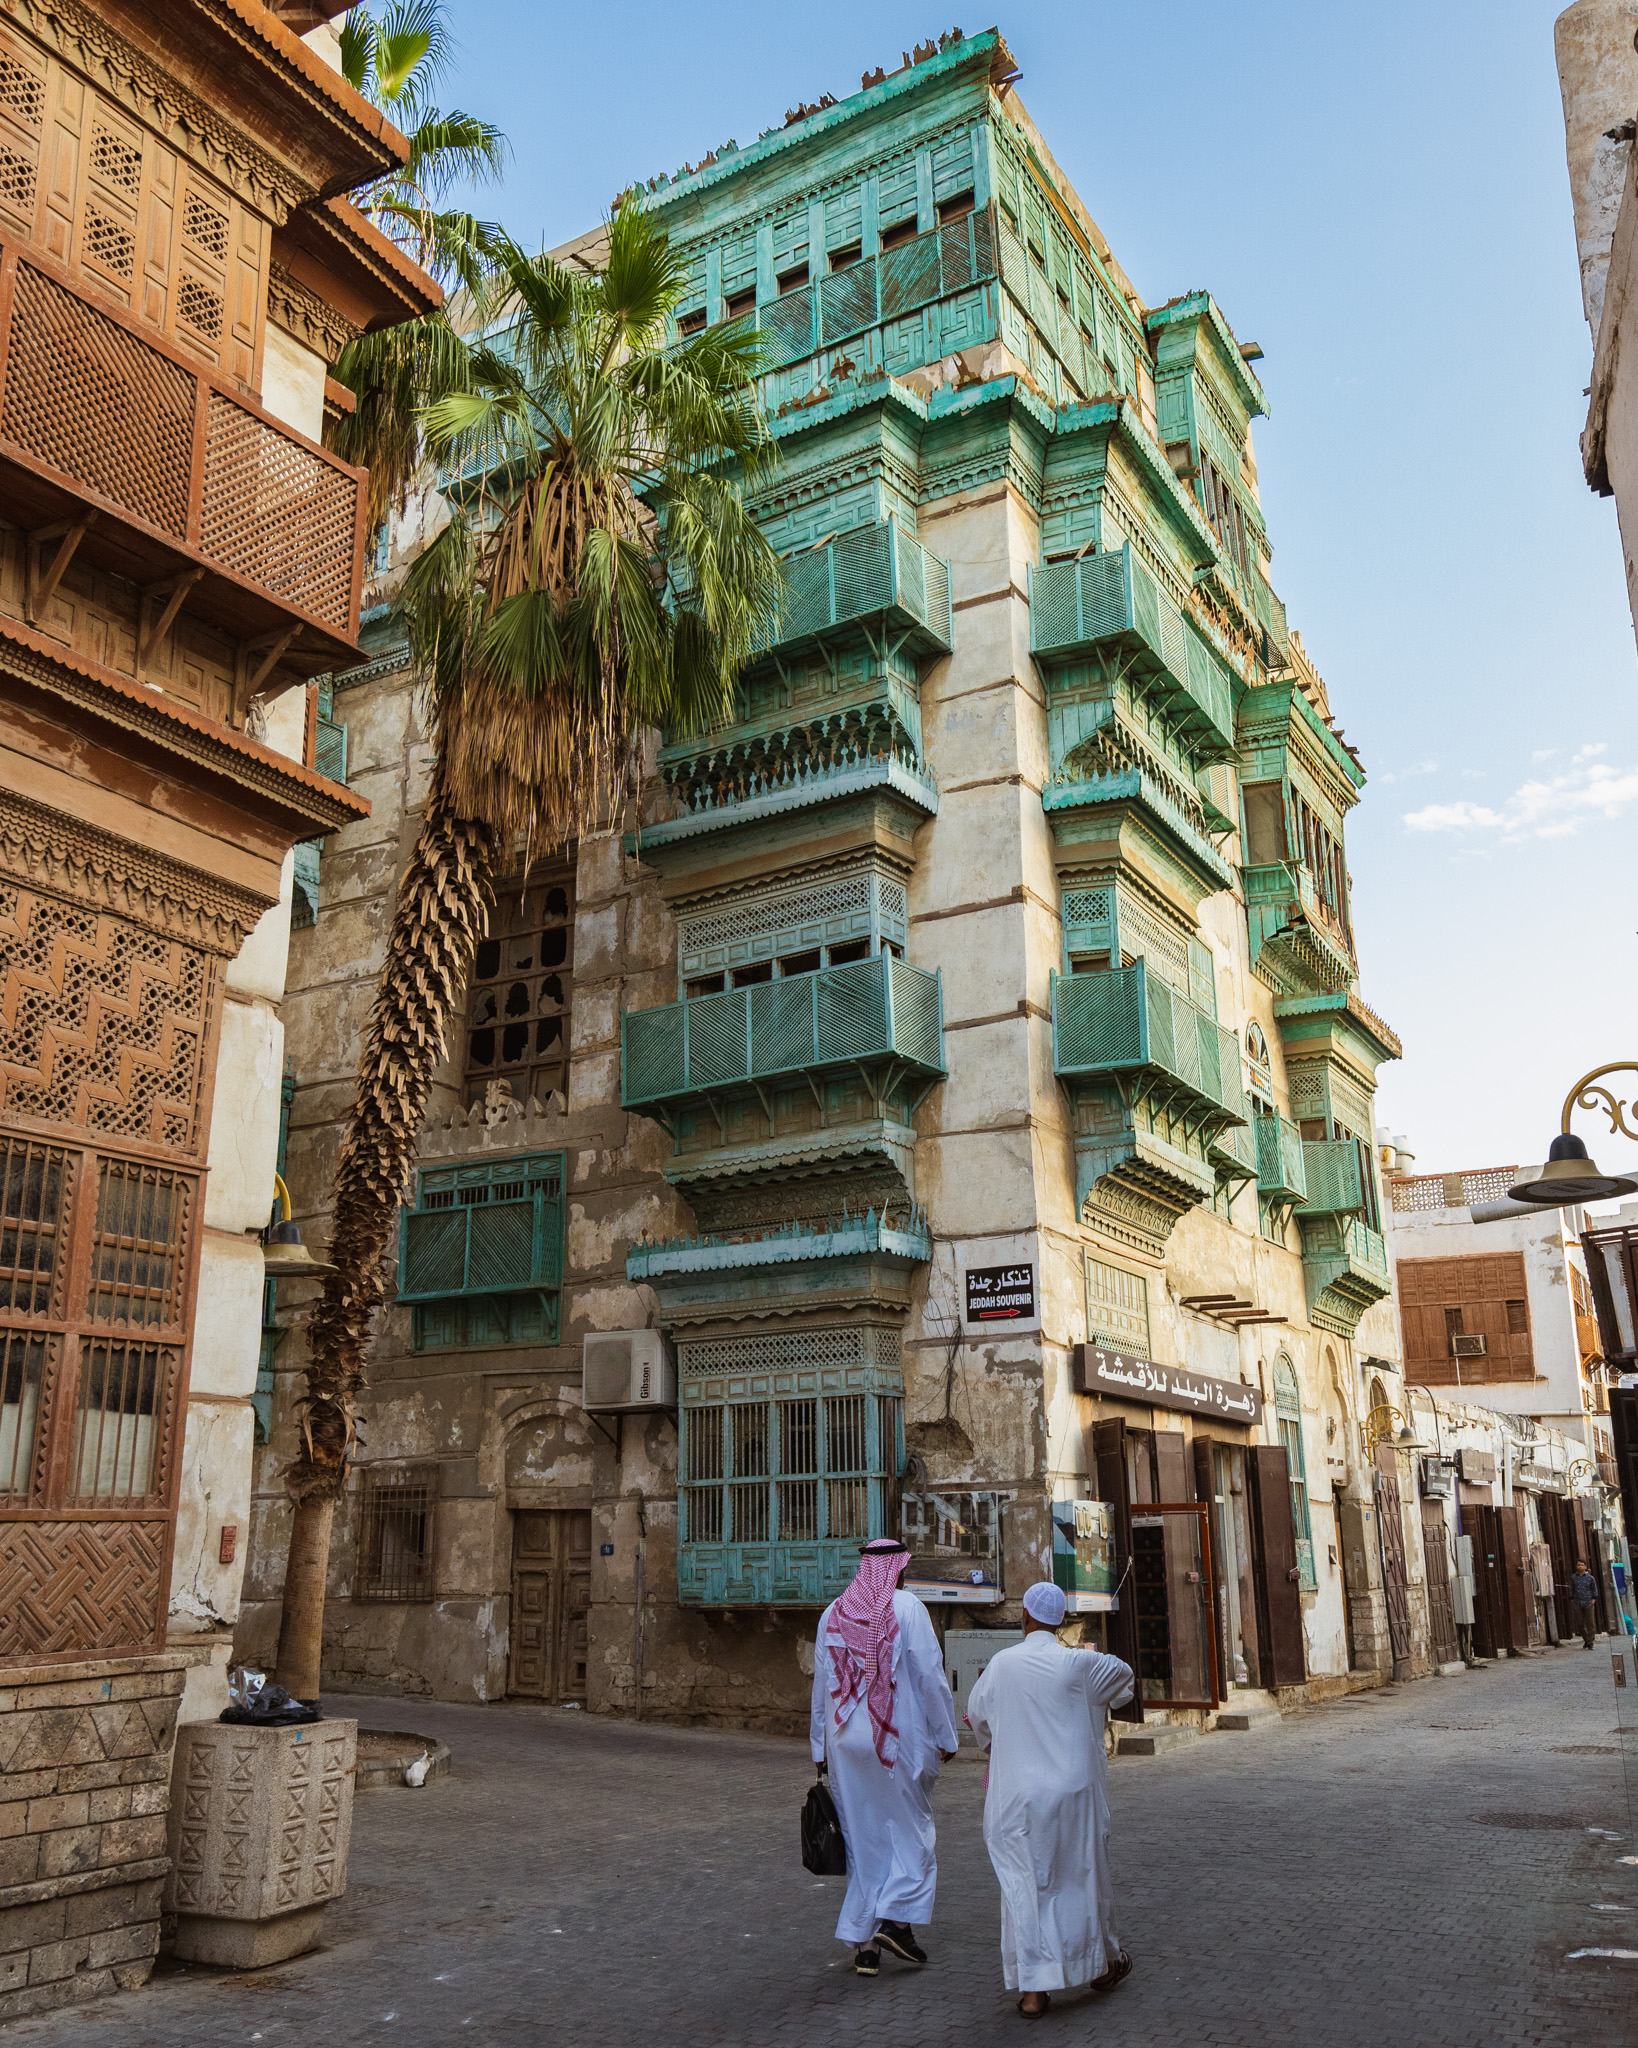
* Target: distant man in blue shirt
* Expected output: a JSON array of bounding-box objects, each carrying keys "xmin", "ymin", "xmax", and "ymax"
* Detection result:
[{"xmin": 1571, "ymin": 1560, "xmax": 1600, "ymax": 1648}]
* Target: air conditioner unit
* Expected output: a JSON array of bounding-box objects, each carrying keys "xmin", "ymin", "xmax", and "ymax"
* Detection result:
[
  {"xmin": 1452, "ymin": 1334, "xmax": 1487, "ymax": 1359},
  {"xmin": 581, "ymin": 1330, "xmax": 675, "ymax": 1413}
]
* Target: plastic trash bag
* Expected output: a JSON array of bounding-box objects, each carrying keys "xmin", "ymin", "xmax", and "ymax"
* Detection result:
[{"xmin": 219, "ymin": 1664, "xmax": 322, "ymax": 1726}]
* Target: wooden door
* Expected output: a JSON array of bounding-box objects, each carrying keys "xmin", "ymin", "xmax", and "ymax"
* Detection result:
[
  {"xmin": 1421, "ymin": 1500, "xmax": 1458, "ymax": 1666},
  {"xmin": 509, "ymin": 1509, "xmax": 592, "ymax": 1702},
  {"xmin": 1091, "ymin": 1418, "xmax": 1143, "ymax": 1723},
  {"xmin": 1539, "ymin": 1493, "xmax": 1576, "ymax": 1642},
  {"xmin": 1375, "ymin": 1448, "xmax": 1412, "ymax": 1677},
  {"xmin": 1470, "ymin": 1505, "xmax": 1506, "ymax": 1659},
  {"xmin": 1247, "ymin": 1445, "xmax": 1307, "ymax": 1688},
  {"xmin": 1497, "ymin": 1504, "xmax": 1532, "ymax": 1652}
]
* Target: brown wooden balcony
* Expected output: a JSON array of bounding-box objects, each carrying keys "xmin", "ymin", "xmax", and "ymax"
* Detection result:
[{"xmin": 0, "ymin": 238, "xmax": 367, "ymax": 689}]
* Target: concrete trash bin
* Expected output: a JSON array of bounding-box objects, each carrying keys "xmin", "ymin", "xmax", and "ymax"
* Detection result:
[{"xmin": 164, "ymin": 1718, "xmax": 357, "ymax": 1968}]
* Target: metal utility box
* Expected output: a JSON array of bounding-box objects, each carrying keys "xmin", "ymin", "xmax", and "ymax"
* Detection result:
[{"xmin": 943, "ymin": 1628, "xmax": 1025, "ymax": 1744}]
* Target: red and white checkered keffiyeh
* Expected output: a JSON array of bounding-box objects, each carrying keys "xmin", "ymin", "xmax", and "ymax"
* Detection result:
[{"xmin": 829, "ymin": 1544, "xmax": 907, "ymax": 1769}]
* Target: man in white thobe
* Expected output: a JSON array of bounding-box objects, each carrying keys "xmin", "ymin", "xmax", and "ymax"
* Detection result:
[
  {"xmin": 810, "ymin": 1538, "xmax": 959, "ymax": 1975},
  {"xmin": 966, "ymin": 1580, "xmax": 1135, "ymax": 2018}
]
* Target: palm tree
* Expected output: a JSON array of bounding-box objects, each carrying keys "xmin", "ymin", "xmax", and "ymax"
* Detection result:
[
  {"xmin": 327, "ymin": 2, "xmax": 509, "ymax": 525},
  {"xmin": 272, "ymin": 204, "xmax": 785, "ymax": 1698}
]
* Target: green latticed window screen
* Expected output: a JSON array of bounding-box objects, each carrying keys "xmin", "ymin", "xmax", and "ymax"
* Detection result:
[
  {"xmin": 1273, "ymin": 1357, "xmax": 1316, "ymax": 1591},
  {"xmin": 314, "ymin": 675, "xmax": 347, "ymax": 784},
  {"xmin": 399, "ymin": 1151, "xmax": 565, "ymax": 1352},
  {"xmin": 1086, "ymin": 1256, "xmax": 1150, "ymax": 1357}
]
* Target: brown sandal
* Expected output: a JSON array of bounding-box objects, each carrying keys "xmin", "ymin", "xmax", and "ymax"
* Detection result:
[
  {"xmin": 1092, "ymin": 1949, "xmax": 1133, "ymax": 1994},
  {"xmin": 1017, "ymin": 1993, "xmax": 1051, "ymax": 2018}
]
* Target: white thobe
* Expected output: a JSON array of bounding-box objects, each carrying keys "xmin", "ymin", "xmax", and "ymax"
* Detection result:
[
  {"xmin": 809, "ymin": 1589, "xmax": 959, "ymax": 1946},
  {"xmin": 966, "ymin": 1633, "xmax": 1134, "ymax": 1993}
]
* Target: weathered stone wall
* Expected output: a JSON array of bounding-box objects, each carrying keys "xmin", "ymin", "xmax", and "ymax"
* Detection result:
[{"xmin": 0, "ymin": 1651, "xmax": 199, "ymax": 2020}]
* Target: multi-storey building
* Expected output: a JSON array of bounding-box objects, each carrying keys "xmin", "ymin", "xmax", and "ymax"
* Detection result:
[
  {"xmin": 0, "ymin": 2, "xmax": 436, "ymax": 2017},
  {"xmin": 245, "ymin": 29, "xmax": 1415, "ymax": 1731},
  {"xmin": 1385, "ymin": 1158, "xmax": 1611, "ymax": 1460}
]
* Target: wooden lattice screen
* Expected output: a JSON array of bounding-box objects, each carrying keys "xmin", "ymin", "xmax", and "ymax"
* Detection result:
[{"xmin": 0, "ymin": 876, "xmax": 214, "ymax": 1661}]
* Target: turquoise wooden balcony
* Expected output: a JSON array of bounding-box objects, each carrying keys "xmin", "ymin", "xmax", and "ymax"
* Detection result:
[
  {"xmin": 1030, "ymin": 544, "xmax": 1237, "ymax": 759},
  {"xmin": 1296, "ymin": 1140, "xmax": 1370, "ymax": 1216},
  {"xmin": 750, "ymin": 519, "xmax": 952, "ymax": 668},
  {"xmin": 1244, "ymin": 862, "xmax": 1355, "ymax": 995},
  {"xmin": 1256, "ymin": 1113, "xmax": 1308, "ymax": 1204},
  {"xmin": 622, "ymin": 954, "xmax": 944, "ymax": 1111},
  {"xmin": 1051, "ymin": 962, "xmax": 1243, "ymax": 1125},
  {"xmin": 1301, "ymin": 1211, "xmax": 1390, "ymax": 1337},
  {"xmin": 1208, "ymin": 1052, "xmax": 1257, "ymax": 1179}
]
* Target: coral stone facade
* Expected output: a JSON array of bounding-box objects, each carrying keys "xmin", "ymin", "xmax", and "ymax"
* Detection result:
[{"xmin": 248, "ymin": 30, "xmax": 1423, "ymax": 1730}]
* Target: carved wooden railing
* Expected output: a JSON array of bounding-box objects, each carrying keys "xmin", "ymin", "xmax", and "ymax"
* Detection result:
[{"xmin": 0, "ymin": 238, "xmax": 366, "ymax": 646}]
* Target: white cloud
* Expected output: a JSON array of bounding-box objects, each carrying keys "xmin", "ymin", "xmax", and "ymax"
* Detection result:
[
  {"xmin": 1376, "ymin": 758, "xmax": 1439, "ymax": 786},
  {"xmin": 1405, "ymin": 757, "xmax": 1638, "ymax": 841},
  {"xmin": 1574, "ymin": 740, "xmax": 1609, "ymax": 764},
  {"xmin": 1531, "ymin": 747, "xmax": 1557, "ymax": 763}
]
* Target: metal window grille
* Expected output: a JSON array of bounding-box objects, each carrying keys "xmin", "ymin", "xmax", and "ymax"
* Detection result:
[
  {"xmin": 71, "ymin": 1341, "xmax": 170, "ymax": 1503},
  {"xmin": 355, "ymin": 1468, "xmax": 437, "ymax": 1602},
  {"xmin": 686, "ymin": 1405, "xmax": 723, "ymax": 1483},
  {"xmin": 687, "ymin": 1486, "xmax": 724, "ymax": 1542},
  {"xmin": 0, "ymin": 1139, "xmax": 70, "ymax": 1317},
  {"xmin": 780, "ymin": 1398, "xmax": 818, "ymax": 1474},
  {"xmin": 89, "ymin": 1160, "xmax": 186, "ymax": 1326},
  {"xmin": 732, "ymin": 1403, "xmax": 770, "ymax": 1479},
  {"xmin": 731, "ymin": 1484, "xmax": 770, "ymax": 1543},
  {"xmin": 0, "ymin": 1330, "xmax": 47, "ymax": 1501},
  {"xmin": 826, "ymin": 1479, "xmax": 871, "ymax": 1540},
  {"xmin": 825, "ymin": 1395, "xmax": 867, "ymax": 1474}
]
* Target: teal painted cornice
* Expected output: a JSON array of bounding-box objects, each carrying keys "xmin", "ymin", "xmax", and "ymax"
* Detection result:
[
  {"xmin": 1239, "ymin": 680, "xmax": 1367, "ymax": 796},
  {"xmin": 1050, "ymin": 397, "xmax": 1221, "ymax": 568},
  {"xmin": 1044, "ymin": 771, "xmax": 1235, "ymax": 893},
  {"xmin": 1273, "ymin": 990, "xmax": 1403, "ymax": 1067},
  {"xmin": 633, "ymin": 753, "xmax": 937, "ymax": 852},
  {"xmin": 639, "ymin": 31, "xmax": 1009, "ymax": 213},
  {"xmin": 1146, "ymin": 291, "xmax": 1269, "ymax": 424},
  {"xmin": 627, "ymin": 1206, "xmax": 931, "ymax": 1280}
]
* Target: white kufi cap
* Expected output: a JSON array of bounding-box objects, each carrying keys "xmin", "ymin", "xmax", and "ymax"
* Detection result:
[{"xmin": 1023, "ymin": 1581, "xmax": 1067, "ymax": 1626}]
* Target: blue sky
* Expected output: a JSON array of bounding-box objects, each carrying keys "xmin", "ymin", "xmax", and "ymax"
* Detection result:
[{"xmin": 438, "ymin": 1, "xmax": 1638, "ymax": 1181}]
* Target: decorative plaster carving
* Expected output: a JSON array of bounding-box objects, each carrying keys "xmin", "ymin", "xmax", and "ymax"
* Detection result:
[
  {"xmin": 267, "ymin": 260, "xmax": 359, "ymax": 364},
  {"xmin": 8, "ymin": 0, "xmax": 309, "ymax": 221},
  {"xmin": 0, "ymin": 786, "xmax": 273, "ymax": 956}
]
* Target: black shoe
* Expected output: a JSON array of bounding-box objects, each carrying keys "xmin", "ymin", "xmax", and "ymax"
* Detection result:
[
  {"xmin": 876, "ymin": 1921, "xmax": 927, "ymax": 1966},
  {"xmin": 854, "ymin": 1947, "xmax": 880, "ymax": 1976}
]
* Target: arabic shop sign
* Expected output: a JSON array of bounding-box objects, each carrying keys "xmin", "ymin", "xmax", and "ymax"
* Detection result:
[
  {"xmin": 1072, "ymin": 1344, "xmax": 1265, "ymax": 1426},
  {"xmin": 966, "ymin": 1263, "xmax": 1036, "ymax": 1322}
]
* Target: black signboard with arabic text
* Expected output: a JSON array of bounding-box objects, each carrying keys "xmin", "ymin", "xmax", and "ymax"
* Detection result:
[
  {"xmin": 966, "ymin": 1264, "xmax": 1036, "ymax": 1322},
  {"xmin": 1072, "ymin": 1345, "xmax": 1264, "ymax": 1426}
]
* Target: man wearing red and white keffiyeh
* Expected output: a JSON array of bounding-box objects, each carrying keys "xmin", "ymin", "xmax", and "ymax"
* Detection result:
[{"xmin": 810, "ymin": 1540, "xmax": 960, "ymax": 1976}]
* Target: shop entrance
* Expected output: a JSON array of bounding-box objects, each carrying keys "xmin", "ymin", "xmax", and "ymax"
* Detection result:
[{"xmin": 509, "ymin": 1509, "xmax": 591, "ymax": 1702}]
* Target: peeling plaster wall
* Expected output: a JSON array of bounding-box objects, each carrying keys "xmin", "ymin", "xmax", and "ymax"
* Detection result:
[{"xmin": 169, "ymin": 679, "xmax": 306, "ymax": 1724}]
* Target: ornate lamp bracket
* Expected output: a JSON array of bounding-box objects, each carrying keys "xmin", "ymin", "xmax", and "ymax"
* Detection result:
[{"xmin": 1562, "ymin": 1062, "xmax": 1638, "ymax": 1143}]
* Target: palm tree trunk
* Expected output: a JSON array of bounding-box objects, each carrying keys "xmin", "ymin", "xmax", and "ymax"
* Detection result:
[{"xmin": 271, "ymin": 770, "xmax": 494, "ymax": 1699}]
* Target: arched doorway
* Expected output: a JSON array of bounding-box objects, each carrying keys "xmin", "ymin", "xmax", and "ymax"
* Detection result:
[{"xmin": 504, "ymin": 1409, "xmax": 594, "ymax": 1703}]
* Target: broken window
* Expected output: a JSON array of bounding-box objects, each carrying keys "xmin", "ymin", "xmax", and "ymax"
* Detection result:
[{"xmin": 463, "ymin": 869, "xmax": 574, "ymax": 1112}]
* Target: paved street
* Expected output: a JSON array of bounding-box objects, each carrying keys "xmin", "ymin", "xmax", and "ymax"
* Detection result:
[{"xmin": 6, "ymin": 1651, "xmax": 1636, "ymax": 2048}]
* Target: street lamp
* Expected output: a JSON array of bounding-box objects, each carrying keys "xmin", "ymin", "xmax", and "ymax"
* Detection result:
[{"xmin": 1506, "ymin": 1064, "xmax": 1638, "ymax": 1208}]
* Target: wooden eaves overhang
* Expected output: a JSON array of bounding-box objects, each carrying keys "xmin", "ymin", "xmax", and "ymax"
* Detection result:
[
  {"xmin": 1146, "ymin": 290, "xmax": 1269, "ymax": 429},
  {"xmin": 0, "ymin": 611, "xmax": 369, "ymax": 910},
  {"xmin": 273, "ymin": 196, "xmax": 445, "ymax": 342}
]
